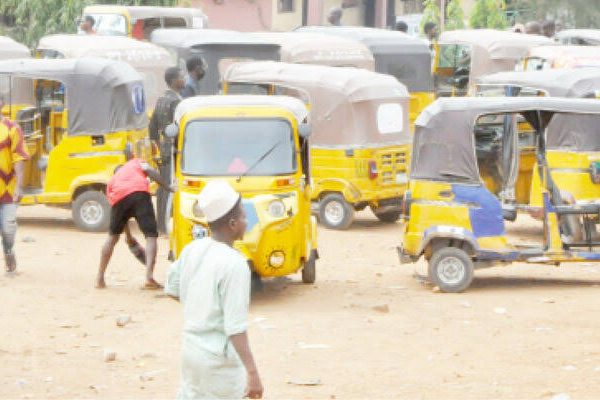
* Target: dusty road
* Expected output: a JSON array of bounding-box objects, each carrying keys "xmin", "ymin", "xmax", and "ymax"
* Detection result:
[{"xmin": 2, "ymin": 205, "xmax": 600, "ymax": 399}]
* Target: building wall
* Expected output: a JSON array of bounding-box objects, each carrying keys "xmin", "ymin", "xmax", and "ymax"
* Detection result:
[
  {"xmin": 271, "ymin": 0, "xmax": 303, "ymax": 31},
  {"xmin": 193, "ymin": 0, "xmax": 273, "ymax": 31}
]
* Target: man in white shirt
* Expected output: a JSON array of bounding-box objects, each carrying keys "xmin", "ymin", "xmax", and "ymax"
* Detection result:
[{"xmin": 166, "ymin": 181, "xmax": 263, "ymax": 399}]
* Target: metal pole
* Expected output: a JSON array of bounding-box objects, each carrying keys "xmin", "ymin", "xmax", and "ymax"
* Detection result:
[{"xmin": 440, "ymin": 0, "xmax": 446, "ymax": 33}]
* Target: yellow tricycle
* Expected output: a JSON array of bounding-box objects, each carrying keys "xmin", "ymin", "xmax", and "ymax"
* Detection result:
[
  {"xmin": 0, "ymin": 58, "xmax": 153, "ymax": 231},
  {"xmin": 166, "ymin": 95, "xmax": 318, "ymax": 283}
]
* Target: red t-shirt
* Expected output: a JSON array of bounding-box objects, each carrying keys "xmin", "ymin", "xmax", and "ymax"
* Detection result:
[{"xmin": 107, "ymin": 159, "xmax": 150, "ymax": 206}]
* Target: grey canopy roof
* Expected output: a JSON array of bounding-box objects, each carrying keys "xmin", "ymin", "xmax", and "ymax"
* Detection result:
[
  {"xmin": 150, "ymin": 28, "xmax": 277, "ymax": 50},
  {"xmin": 556, "ymin": 29, "xmax": 600, "ymax": 46},
  {"xmin": 412, "ymin": 97, "xmax": 600, "ymax": 184},
  {"xmin": 295, "ymin": 26, "xmax": 431, "ymax": 92},
  {"xmin": 37, "ymin": 34, "xmax": 175, "ymax": 109},
  {"xmin": 174, "ymin": 95, "xmax": 308, "ymax": 124},
  {"xmin": 477, "ymin": 68, "xmax": 600, "ymax": 98},
  {"xmin": 251, "ymin": 32, "xmax": 374, "ymax": 70},
  {"xmin": 0, "ymin": 36, "xmax": 31, "ymax": 60},
  {"xmin": 0, "ymin": 58, "xmax": 147, "ymax": 135},
  {"xmin": 224, "ymin": 61, "xmax": 410, "ymax": 147}
]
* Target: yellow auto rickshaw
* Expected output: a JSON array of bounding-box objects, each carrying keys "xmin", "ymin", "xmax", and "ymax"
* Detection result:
[
  {"xmin": 476, "ymin": 68, "xmax": 600, "ymax": 212},
  {"xmin": 36, "ymin": 34, "xmax": 175, "ymax": 111},
  {"xmin": 435, "ymin": 29, "xmax": 552, "ymax": 97},
  {"xmin": 296, "ymin": 26, "xmax": 434, "ymax": 125},
  {"xmin": 520, "ymin": 45, "xmax": 600, "ymax": 71},
  {"xmin": 166, "ymin": 95, "xmax": 318, "ymax": 283},
  {"xmin": 223, "ymin": 61, "xmax": 411, "ymax": 229},
  {"xmin": 80, "ymin": 5, "xmax": 207, "ymax": 40},
  {"xmin": 0, "ymin": 58, "xmax": 153, "ymax": 231},
  {"xmin": 399, "ymin": 97, "xmax": 600, "ymax": 293}
]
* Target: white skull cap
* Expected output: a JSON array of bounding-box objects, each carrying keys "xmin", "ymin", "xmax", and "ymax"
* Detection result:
[{"xmin": 197, "ymin": 180, "xmax": 241, "ymax": 223}]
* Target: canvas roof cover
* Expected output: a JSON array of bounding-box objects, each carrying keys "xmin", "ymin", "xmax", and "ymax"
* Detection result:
[
  {"xmin": 224, "ymin": 61, "xmax": 410, "ymax": 147},
  {"xmin": 150, "ymin": 29, "xmax": 276, "ymax": 50},
  {"xmin": 85, "ymin": 5, "xmax": 206, "ymax": 20},
  {"xmin": 556, "ymin": 29, "xmax": 600, "ymax": 46},
  {"xmin": 477, "ymin": 68, "xmax": 600, "ymax": 97},
  {"xmin": 251, "ymin": 32, "xmax": 374, "ymax": 70},
  {"xmin": 440, "ymin": 29, "xmax": 553, "ymax": 82},
  {"xmin": 0, "ymin": 36, "xmax": 30, "ymax": 60},
  {"xmin": 526, "ymin": 45, "xmax": 600, "ymax": 68},
  {"xmin": 295, "ymin": 25, "xmax": 431, "ymax": 92},
  {"xmin": 37, "ymin": 34, "xmax": 174, "ymax": 108},
  {"xmin": 412, "ymin": 97, "xmax": 600, "ymax": 184},
  {"xmin": 174, "ymin": 95, "xmax": 308, "ymax": 125},
  {"xmin": 0, "ymin": 58, "xmax": 147, "ymax": 135}
]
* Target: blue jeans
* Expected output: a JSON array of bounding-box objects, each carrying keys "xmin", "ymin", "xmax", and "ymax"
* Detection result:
[{"xmin": 0, "ymin": 203, "xmax": 17, "ymax": 255}]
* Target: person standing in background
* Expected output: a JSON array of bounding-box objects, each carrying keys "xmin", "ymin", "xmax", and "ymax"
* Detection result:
[
  {"xmin": 181, "ymin": 56, "xmax": 206, "ymax": 98},
  {"xmin": 327, "ymin": 7, "xmax": 343, "ymax": 26},
  {"xmin": 0, "ymin": 97, "xmax": 29, "ymax": 273},
  {"xmin": 80, "ymin": 16, "xmax": 96, "ymax": 35}
]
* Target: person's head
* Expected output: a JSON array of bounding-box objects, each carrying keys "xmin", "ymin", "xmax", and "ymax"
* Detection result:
[
  {"xmin": 165, "ymin": 66, "xmax": 184, "ymax": 91},
  {"xmin": 327, "ymin": 7, "xmax": 343, "ymax": 26},
  {"xmin": 395, "ymin": 20, "xmax": 408, "ymax": 33},
  {"xmin": 197, "ymin": 181, "xmax": 246, "ymax": 243},
  {"xmin": 186, "ymin": 56, "xmax": 206, "ymax": 81},
  {"xmin": 424, "ymin": 22, "xmax": 437, "ymax": 40},
  {"xmin": 542, "ymin": 20, "xmax": 556, "ymax": 38},
  {"xmin": 80, "ymin": 15, "xmax": 95, "ymax": 33},
  {"xmin": 525, "ymin": 21, "xmax": 542, "ymax": 35}
]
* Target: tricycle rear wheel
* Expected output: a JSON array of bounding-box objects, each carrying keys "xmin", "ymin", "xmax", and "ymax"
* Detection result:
[
  {"xmin": 319, "ymin": 194, "xmax": 354, "ymax": 230},
  {"xmin": 428, "ymin": 247, "xmax": 474, "ymax": 293},
  {"xmin": 372, "ymin": 208, "xmax": 401, "ymax": 223},
  {"xmin": 72, "ymin": 190, "xmax": 110, "ymax": 232}
]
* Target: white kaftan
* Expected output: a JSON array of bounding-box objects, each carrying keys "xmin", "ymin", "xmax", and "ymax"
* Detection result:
[{"xmin": 165, "ymin": 237, "xmax": 251, "ymax": 399}]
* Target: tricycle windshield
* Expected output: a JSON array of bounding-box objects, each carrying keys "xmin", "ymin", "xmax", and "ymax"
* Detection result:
[
  {"xmin": 84, "ymin": 14, "xmax": 127, "ymax": 36},
  {"xmin": 182, "ymin": 118, "xmax": 297, "ymax": 176}
]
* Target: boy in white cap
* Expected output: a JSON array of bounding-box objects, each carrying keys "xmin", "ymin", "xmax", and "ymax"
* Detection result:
[{"xmin": 165, "ymin": 180, "xmax": 263, "ymax": 399}]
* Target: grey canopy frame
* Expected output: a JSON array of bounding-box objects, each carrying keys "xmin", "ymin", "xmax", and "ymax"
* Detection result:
[
  {"xmin": 223, "ymin": 61, "xmax": 411, "ymax": 148},
  {"xmin": 150, "ymin": 29, "xmax": 280, "ymax": 95},
  {"xmin": 0, "ymin": 58, "xmax": 148, "ymax": 136},
  {"xmin": 556, "ymin": 29, "xmax": 600, "ymax": 46},
  {"xmin": 412, "ymin": 97, "xmax": 600, "ymax": 184},
  {"xmin": 477, "ymin": 68, "xmax": 600, "ymax": 98},
  {"xmin": 295, "ymin": 26, "xmax": 432, "ymax": 93}
]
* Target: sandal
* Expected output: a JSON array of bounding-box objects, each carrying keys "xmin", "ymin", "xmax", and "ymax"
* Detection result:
[
  {"xmin": 128, "ymin": 240, "xmax": 146, "ymax": 265},
  {"xmin": 141, "ymin": 281, "xmax": 164, "ymax": 290}
]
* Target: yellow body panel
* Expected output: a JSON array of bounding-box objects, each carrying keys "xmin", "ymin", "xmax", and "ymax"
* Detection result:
[
  {"xmin": 529, "ymin": 151, "xmax": 600, "ymax": 206},
  {"xmin": 311, "ymin": 145, "xmax": 409, "ymax": 206},
  {"xmin": 409, "ymin": 91, "xmax": 435, "ymax": 130},
  {"xmin": 171, "ymin": 106, "xmax": 317, "ymax": 278}
]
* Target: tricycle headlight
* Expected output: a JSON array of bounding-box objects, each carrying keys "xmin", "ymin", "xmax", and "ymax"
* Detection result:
[
  {"xmin": 269, "ymin": 251, "xmax": 285, "ymax": 268},
  {"xmin": 267, "ymin": 199, "xmax": 286, "ymax": 218},
  {"xmin": 192, "ymin": 224, "xmax": 208, "ymax": 240}
]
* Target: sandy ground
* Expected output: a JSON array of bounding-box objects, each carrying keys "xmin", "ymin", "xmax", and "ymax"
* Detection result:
[{"xmin": 2, "ymin": 205, "xmax": 600, "ymax": 399}]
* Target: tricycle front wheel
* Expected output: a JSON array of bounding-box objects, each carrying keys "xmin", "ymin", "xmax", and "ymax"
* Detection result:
[
  {"xmin": 301, "ymin": 250, "xmax": 317, "ymax": 284},
  {"xmin": 428, "ymin": 247, "xmax": 474, "ymax": 293}
]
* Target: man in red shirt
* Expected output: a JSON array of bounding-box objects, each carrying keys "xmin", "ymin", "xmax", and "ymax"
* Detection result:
[{"xmin": 96, "ymin": 154, "xmax": 175, "ymax": 289}]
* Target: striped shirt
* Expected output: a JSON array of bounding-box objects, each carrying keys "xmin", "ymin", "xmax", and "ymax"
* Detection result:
[{"xmin": 0, "ymin": 118, "xmax": 29, "ymax": 203}]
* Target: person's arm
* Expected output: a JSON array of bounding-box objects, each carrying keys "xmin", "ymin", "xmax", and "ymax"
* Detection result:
[
  {"xmin": 140, "ymin": 162, "xmax": 175, "ymax": 192},
  {"xmin": 13, "ymin": 161, "xmax": 24, "ymax": 202},
  {"xmin": 149, "ymin": 110, "xmax": 160, "ymax": 145},
  {"xmin": 9, "ymin": 124, "xmax": 29, "ymax": 203},
  {"xmin": 230, "ymin": 333, "xmax": 263, "ymax": 399}
]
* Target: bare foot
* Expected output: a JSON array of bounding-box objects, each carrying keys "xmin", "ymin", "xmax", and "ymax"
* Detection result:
[
  {"xmin": 141, "ymin": 279, "xmax": 163, "ymax": 290},
  {"xmin": 95, "ymin": 279, "xmax": 107, "ymax": 289}
]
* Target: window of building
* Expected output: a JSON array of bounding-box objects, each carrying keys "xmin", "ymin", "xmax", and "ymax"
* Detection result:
[{"xmin": 278, "ymin": 0, "xmax": 295, "ymax": 13}]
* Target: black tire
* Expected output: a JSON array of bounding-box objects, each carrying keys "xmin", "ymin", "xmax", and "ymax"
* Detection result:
[
  {"xmin": 302, "ymin": 250, "xmax": 317, "ymax": 284},
  {"xmin": 428, "ymin": 247, "xmax": 474, "ymax": 293},
  {"xmin": 318, "ymin": 194, "xmax": 354, "ymax": 230},
  {"xmin": 372, "ymin": 208, "xmax": 401, "ymax": 223},
  {"xmin": 72, "ymin": 191, "xmax": 110, "ymax": 232}
]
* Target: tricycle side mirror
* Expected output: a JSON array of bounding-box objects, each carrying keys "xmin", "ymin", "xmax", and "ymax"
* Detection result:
[
  {"xmin": 165, "ymin": 123, "xmax": 179, "ymax": 138},
  {"xmin": 298, "ymin": 123, "xmax": 312, "ymax": 139}
]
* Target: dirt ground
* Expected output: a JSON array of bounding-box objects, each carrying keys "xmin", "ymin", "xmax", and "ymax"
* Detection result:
[{"xmin": 2, "ymin": 205, "xmax": 600, "ymax": 399}]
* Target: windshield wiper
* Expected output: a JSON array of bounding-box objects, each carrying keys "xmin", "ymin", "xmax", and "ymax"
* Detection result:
[{"xmin": 236, "ymin": 141, "xmax": 282, "ymax": 183}]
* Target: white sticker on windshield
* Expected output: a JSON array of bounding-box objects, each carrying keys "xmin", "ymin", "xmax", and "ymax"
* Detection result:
[{"xmin": 377, "ymin": 103, "xmax": 403, "ymax": 134}]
